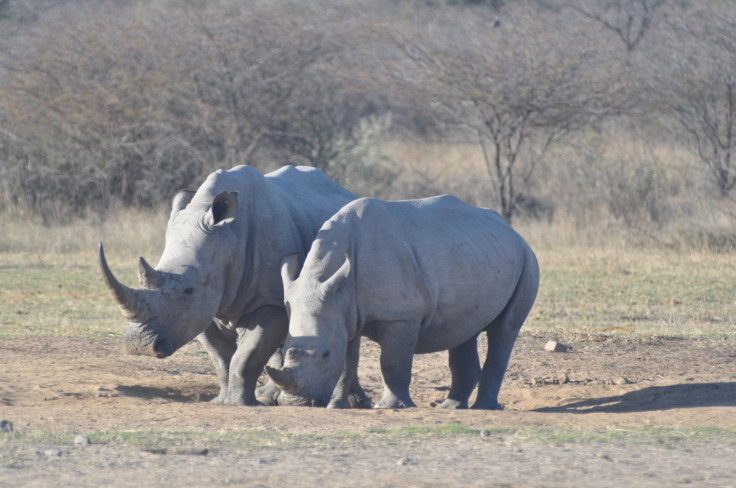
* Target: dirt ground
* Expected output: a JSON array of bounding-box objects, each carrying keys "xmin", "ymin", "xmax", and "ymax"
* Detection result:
[{"xmin": 1, "ymin": 332, "xmax": 736, "ymax": 487}]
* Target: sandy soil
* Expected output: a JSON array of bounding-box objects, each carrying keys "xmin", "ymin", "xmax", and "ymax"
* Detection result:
[{"xmin": 1, "ymin": 332, "xmax": 735, "ymax": 487}]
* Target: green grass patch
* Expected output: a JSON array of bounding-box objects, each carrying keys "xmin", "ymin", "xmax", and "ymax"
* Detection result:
[
  {"xmin": 512, "ymin": 425, "xmax": 736, "ymax": 449},
  {"xmin": 3, "ymin": 425, "xmax": 735, "ymax": 458},
  {"xmin": 0, "ymin": 261, "xmax": 128, "ymax": 339},
  {"xmin": 527, "ymin": 247, "xmax": 736, "ymax": 339}
]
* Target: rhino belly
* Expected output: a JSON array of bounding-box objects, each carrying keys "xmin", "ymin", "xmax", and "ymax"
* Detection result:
[{"xmin": 414, "ymin": 304, "xmax": 505, "ymax": 354}]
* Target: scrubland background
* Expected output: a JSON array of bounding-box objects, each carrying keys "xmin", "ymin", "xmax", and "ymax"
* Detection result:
[{"xmin": 1, "ymin": 0, "xmax": 735, "ymax": 253}]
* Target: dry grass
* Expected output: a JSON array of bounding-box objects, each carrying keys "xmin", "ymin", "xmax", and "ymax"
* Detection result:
[
  {"xmin": 1, "ymin": 205, "xmax": 734, "ymax": 340},
  {"xmin": 382, "ymin": 134, "xmax": 736, "ymax": 252},
  {"xmin": 0, "ymin": 208, "xmax": 168, "ymax": 338},
  {"xmin": 0, "ymin": 207, "xmax": 167, "ymax": 267}
]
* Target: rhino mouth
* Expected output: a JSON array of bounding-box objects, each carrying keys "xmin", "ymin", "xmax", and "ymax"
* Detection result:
[
  {"xmin": 276, "ymin": 391, "xmax": 328, "ymax": 407},
  {"xmin": 123, "ymin": 318, "xmax": 173, "ymax": 358}
]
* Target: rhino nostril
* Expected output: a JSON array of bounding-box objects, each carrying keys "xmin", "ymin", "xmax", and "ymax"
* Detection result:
[{"xmin": 152, "ymin": 337, "xmax": 167, "ymax": 356}]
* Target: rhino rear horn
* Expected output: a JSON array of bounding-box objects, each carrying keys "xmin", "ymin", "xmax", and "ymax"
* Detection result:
[
  {"xmin": 265, "ymin": 366, "xmax": 299, "ymax": 394},
  {"xmin": 170, "ymin": 189, "xmax": 195, "ymax": 219},
  {"xmin": 320, "ymin": 254, "xmax": 351, "ymax": 295},
  {"xmin": 98, "ymin": 243, "xmax": 146, "ymax": 321},
  {"xmin": 280, "ymin": 253, "xmax": 300, "ymax": 292},
  {"xmin": 138, "ymin": 256, "xmax": 164, "ymax": 289}
]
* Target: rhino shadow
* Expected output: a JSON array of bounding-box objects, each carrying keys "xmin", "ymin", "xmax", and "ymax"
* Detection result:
[
  {"xmin": 534, "ymin": 382, "xmax": 736, "ymax": 413},
  {"xmin": 115, "ymin": 384, "xmax": 215, "ymax": 403}
]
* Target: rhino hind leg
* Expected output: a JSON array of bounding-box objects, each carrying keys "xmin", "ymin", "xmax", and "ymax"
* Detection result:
[
  {"xmin": 473, "ymin": 246, "xmax": 539, "ymax": 410},
  {"xmin": 436, "ymin": 335, "xmax": 480, "ymax": 409}
]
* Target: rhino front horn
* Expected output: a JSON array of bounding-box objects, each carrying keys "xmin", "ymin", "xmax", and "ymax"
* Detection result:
[
  {"xmin": 265, "ymin": 366, "xmax": 299, "ymax": 394},
  {"xmin": 98, "ymin": 242, "xmax": 146, "ymax": 321}
]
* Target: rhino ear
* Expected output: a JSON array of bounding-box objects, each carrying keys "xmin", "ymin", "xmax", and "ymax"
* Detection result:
[
  {"xmin": 207, "ymin": 191, "xmax": 239, "ymax": 227},
  {"xmin": 170, "ymin": 190, "xmax": 195, "ymax": 219},
  {"xmin": 280, "ymin": 254, "xmax": 301, "ymax": 292},
  {"xmin": 321, "ymin": 254, "xmax": 351, "ymax": 296}
]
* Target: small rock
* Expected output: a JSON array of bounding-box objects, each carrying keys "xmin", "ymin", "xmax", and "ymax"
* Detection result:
[
  {"xmin": 142, "ymin": 448, "xmax": 168, "ymax": 455},
  {"xmin": 613, "ymin": 376, "xmax": 631, "ymax": 386},
  {"xmin": 44, "ymin": 449, "xmax": 62, "ymax": 457},
  {"xmin": 74, "ymin": 435, "xmax": 91, "ymax": 446},
  {"xmin": 479, "ymin": 430, "xmax": 491, "ymax": 437},
  {"xmin": 397, "ymin": 457, "xmax": 417, "ymax": 466},
  {"xmin": 171, "ymin": 447, "xmax": 208, "ymax": 456},
  {"xmin": 0, "ymin": 420, "xmax": 13, "ymax": 433},
  {"xmin": 557, "ymin": 373, "xmax": 569, "ymax": 384},
  {"xmin": 544, "ymin": 341, "xmax": 568, "ymax": 353}
]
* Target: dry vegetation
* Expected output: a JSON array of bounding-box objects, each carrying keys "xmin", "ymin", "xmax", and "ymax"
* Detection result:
[{"xmin": 0, "ymin": 0, "xmax": 734, "ymax": 248}]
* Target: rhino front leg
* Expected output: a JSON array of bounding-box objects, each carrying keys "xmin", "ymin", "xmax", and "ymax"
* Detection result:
[
  {"xmin": 328, "ymin": 337, "xmax": 364, "ymax": 409},
  {"xmin": 374, "ymin": 320, "xmax": 419, "ymax": 409},
  {"xmin": 197, "ymin": 321, "xmax": 237, "ymax": 404},
  {"xmin": 225, "ymin": 305, "xmax": 288, "ymax": 406},
  {"xmin": 256, "ymin": 347, "xmax": 284, "ymax": 405}
]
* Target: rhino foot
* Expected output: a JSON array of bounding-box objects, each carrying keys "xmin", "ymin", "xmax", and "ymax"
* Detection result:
[
  {"xmin": 348, "ymin": 392, "xmax": 373, "ymax": 409},
  {"xmin": 374, "ymin": 397, "xmax": 416, "ymax": 409},
  {"xmin": 210, "ymin": 393, "xmax": 228, "ymax": 404},
  {"xmin": 471, "ymin": 402, "xmax": 504, "ymax": 410},
  {"xmin": 326, "ymin": 392, "xmax": 372, "ymax": 409},
  {"xmin": 327, "ymin": 398, "xmax": 351, "ymax": 409},
  {"xmin": 224, "ymin": 397, "xmax": 263, "ymax": 406},
  {"xmin": 435, "ymin": 399, "xmax": 468, "ymax": 409}
]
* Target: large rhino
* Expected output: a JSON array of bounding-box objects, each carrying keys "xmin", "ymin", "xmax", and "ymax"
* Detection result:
[
  {"xmin": 267, "ymin": 195, "xmax": 539, "ymax": 409},
  {"xmin": 99, "ymin": 165, "xmax": 369, "ymax": 406}
]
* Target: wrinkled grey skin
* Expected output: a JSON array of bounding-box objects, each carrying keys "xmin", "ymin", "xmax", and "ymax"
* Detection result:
[
  {"xmin": 267, "ymin": 195, "xmax": 539, "ymax": 409},
  {"xmin": 100, "ymin": 165, "xmax": 371, "ymax": 406}
]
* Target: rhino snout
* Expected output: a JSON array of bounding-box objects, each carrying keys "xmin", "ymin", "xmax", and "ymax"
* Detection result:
[{"xmin": 123, "ymin": 325, "xmax": 172, "ymax": 358}]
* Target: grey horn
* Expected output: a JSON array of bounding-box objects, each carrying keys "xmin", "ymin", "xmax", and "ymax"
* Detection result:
[
  {"xmin": 265, "ymin": 366, "xmax": 299, "ymax": 393},
  {"xmin": 98, "ymin": 243, "xmax": 146, "ymax": 321},
  {"xmin": 137, "ymin": 256, "xmax": 164, "ymax": 289}
]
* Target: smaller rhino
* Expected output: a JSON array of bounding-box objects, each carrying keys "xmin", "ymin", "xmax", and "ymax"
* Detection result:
[{"xmin": 267, "ymin": 195, "xmax": 539, "ymax": 409}]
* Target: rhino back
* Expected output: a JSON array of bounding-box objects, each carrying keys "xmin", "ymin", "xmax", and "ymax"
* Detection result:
[
  {"xmin": 265, "ymin": 165, "xmax": 358, "ymax": 237},
  {"xmin": 176, "ymin": 165, "xmax": 357, "ymax": 316},
  {"xmin": 325, "ymin": 196, "xmax": 530, "ymax": 352}
]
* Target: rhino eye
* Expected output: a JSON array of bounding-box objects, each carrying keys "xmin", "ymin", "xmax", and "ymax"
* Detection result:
[
  {"xmin": 322, "ymin": 351, "xmax": 330, "ymax": 359},
  {"xmin": 183, "ymin": 287, "xmax": 195, "ymax": 295}
]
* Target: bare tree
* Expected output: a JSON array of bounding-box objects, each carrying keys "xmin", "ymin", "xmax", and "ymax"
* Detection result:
[
  {"xmin": 562, "ymin": 0, "xmax": 667, "ymax": 52},
  {"xmin": 655, "ymin": 5, "xmax": 736, "ymax": 197},
  {"xmin": 381, "ymin": 5, "xmax": 622, "ymax": 221},
  {"xmin": 0, "ymin": 1, "xmax": 359, "ymax": 217}
]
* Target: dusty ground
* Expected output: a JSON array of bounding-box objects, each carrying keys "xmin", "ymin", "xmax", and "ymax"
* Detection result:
[{"xmin": 1, "ymin": 332, "xmax": 736, "ymax": 487}]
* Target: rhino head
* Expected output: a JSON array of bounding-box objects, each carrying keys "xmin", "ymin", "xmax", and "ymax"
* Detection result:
[
  {"xmin": 100, "ymin": 190, "xmax": 240, "ymax": 358},
  {"xmin": 266, "ymin": 253, "xmax": 351, "ymax": 406}
]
